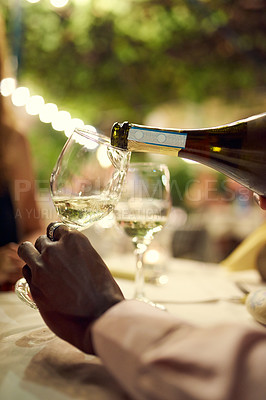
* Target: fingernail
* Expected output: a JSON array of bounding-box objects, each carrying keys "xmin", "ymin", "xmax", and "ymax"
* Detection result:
[{"xmin": 253, "ymin": 193, "xmax": 261, "ymax": 207}]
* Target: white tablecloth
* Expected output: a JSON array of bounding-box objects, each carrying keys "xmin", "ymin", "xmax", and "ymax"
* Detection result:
[{"xmin": 0, "ymin": 257, "xmax": 264, "ymax": 400}]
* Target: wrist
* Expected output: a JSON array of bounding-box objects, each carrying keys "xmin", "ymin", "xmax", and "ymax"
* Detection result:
[{"xmin": 83, "ymin": 299, "xmax": 125, "ymax": 355}]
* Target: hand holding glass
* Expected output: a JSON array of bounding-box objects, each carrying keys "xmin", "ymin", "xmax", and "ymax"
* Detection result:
[{"xmin": 15, "ymin": 128, "xmax": 130, "ymax": 308}]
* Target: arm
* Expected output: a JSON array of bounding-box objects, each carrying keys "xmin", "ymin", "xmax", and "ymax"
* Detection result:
[
  {"xmin": 0, "ymin": 243, "xmax": 23, "ymax": 285},
  {"xmin": 92, "ymin": 301, "xmax": 266, "ymax": 400},
  {"xmin": 18, "ymin": 224, "xmax": 266, "ymax": 400},
  {"xmin": 11, "ymin": 133, "xmax": 43, "ymax": 240},
  {"xmin": 0, "ymin": 133, "xmax": 44, "ymax": 286}
]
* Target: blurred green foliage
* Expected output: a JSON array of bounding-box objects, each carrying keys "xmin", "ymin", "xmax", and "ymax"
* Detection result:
[
  {"xmin": 1, "ymin": 0, "xmax": 266, "ymax": 205},
  {"xmin": 27, "ymin": 122, "xmax": 66, "ymax": 184},
  {"xmin": 2, "ymin": 0, "xmax": 266, "ymax": 125}
]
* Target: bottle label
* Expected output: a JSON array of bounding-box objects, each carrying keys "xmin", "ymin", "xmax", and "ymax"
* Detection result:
[{"xmin": 128, "ymin": 127, "xmax": 187, "ymax": 149}]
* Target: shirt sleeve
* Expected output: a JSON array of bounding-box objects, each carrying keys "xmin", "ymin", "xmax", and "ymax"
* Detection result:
[{"xmin": 92, "ymin": 300, "xmax": 266, "ymax": 400}]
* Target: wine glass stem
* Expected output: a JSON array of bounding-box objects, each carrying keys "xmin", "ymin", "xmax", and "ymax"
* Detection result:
[{"xmin": 134, "ymin": 248, "xmax": 146, "ymax": 300}]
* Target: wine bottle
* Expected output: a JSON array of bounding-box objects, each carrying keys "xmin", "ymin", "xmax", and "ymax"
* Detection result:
[{"xmin": 111, "ymin": 112, "xmax": 266, "ymax": 196}]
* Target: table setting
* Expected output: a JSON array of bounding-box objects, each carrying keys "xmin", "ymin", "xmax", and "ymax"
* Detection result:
[{"xmin": 1, "ymin": 126, "xmax": 266, "ymax": 399}]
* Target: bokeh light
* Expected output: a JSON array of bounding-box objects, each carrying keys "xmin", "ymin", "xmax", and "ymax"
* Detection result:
[
  {"xmin": 50, "ymin": 0, "xmax": 69, "ymax": 8},
  {"xmin": 64, "ymin": 118, "xmax": 85, "ymax": 137},
  {"xmin": 26, "ymin": 95, "xmax": 45, "ymax": 115},
  {"xmin": 0, "ymin": 78, "xmax": 87, "ymax": 137},
  {"xmin": 97, "ymin": 145, "xmax": 112, "ymax": 168},
  {"xmin": 0, "ymin": 77, "xmax": 16, "ymax": 96},
  {"xmin": 11, "ymin": 87, "xmax": 30, "ymax": 107},
  {"xmin": 51, "ymin": 110, "xmax": 72, "ymax": 131},
  {"xmin": 39, "ymin": 103, "xmax": 58, "ymax": 123},
  {"xmin": 25, "ymin": 0, "xmax": 69, "ymax": 6}
]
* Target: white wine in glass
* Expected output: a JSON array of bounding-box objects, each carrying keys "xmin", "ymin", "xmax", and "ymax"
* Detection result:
[
  {"xmin": 51, "ymin": 128, "xmax": 130, "ymax": 229},
  {"xmin": 114, "ymin": 163, "xmax": 171, "ymax": 304},
  {"xmin": 15, "ymin": 127, "xmax": 130, "ymax": 309}
]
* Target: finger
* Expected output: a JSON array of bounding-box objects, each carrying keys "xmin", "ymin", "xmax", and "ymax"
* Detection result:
[
  {"xmin": 23, "ymin": 264, "xmax": 32, "ymax": 284},
  {"xmin": 253, "ymin": 193, "xmax": 260, "ymax": 207},
  {"xmin": 46, "ymin": 222, "xmax": 70, "ymax": 242},
  {"xmin": 18, "ymin": 241, "xmax": 41, "ymax": 268},
  {"xmin": 260, "ymin": 196, "xmax": 266, "ymax": 210},
  {"xmin": 35, "ymin": 235, "xmax": 52, "ymax": 253},
  {"xmin": 53, "ymin": 224, "xmax": 70, "ymax": 241}
]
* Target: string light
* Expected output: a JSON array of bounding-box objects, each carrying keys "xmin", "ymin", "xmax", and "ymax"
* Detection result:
[
  {"xmin": 50, "ymin": 0, "xmax": 69, "ymax": 8},
  {"xmin": 2, "ymin": 2, "xmax": 91, "ymax": 136},
  {"xmin": 39, "ymin": 103, "xmax": 58, "ymax": 123},
  {"xmin": 11, "ymin": 86, "xmax": 30, "ymax": 107},
  {"xmin": 25, "ymin": 95, "xmax": 45, "ymax": 115},
  {"xmin": 0, "ymin": 77, "xmax": 16, "ymax": 96},
  {"xmin": 0, "ymin": 77, "xmax": 90, "ymax": 137},
  {"xmin": 64, "ymin": 118, "xmax": 84, "ymax": 137},
  {"xmin": 51, "ymin": 110, "xmax": 71, "ymax": 131},
  {"xmin": 96, "ymin": 145, "xmax": 112, "ymax": 168},
  {"xmin": 25, "ymin": 0, "xmax": 70, "ymax": 8}
]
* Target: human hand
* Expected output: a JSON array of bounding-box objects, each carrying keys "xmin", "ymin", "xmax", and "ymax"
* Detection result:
[
  {"xmin": 253, "ymin": 194, "xmax": 266, "ymax": 210},
  {"xmin": 18, "ymin": 224, "xmax": 124, "ymax": 354},
  {"xmin": 0, "ymin": 243, "xmax": 23, "ymax": 285}
]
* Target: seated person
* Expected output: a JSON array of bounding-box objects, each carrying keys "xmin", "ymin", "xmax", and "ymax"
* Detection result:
[
  {"xmin": 0, "ymin": 126, "xmax": 42, "ymax": 289},
  {"xmin": 0, "ymin": 14, "xmax": 43, "ymax": 289}
]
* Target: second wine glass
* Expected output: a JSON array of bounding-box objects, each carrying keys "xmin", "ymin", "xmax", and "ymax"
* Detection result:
[{"xmin": 114, "ymin": 162, "xmax": 171, "ymax": 304}]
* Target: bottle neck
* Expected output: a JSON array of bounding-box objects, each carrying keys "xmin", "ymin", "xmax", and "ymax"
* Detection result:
[
  {"xmin": 111, "ymin": 112, "xmax": 266, "ymax": 154},
  {"xmin": 116, "ymin": 121, "xmax": 239, "ymax": 155}
]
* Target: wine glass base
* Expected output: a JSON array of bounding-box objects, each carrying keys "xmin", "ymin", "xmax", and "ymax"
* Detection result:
[{"xmin": 15, "ymin": 278, "xmax": 38, "ymax": 310}]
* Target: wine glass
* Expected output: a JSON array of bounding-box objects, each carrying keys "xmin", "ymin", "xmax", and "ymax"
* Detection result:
[
  {"xmin": 114, "ymin": 162, "xmax": 171, "ymax": 306},
  {"xmin": 15, "ymin": 127, "xmax": 130, "ymax": 309}
]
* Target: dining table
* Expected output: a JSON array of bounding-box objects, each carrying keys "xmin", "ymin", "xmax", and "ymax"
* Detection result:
[{"xmin": 1, "ymin": 254, "xmax": 265, "ymax": 400}]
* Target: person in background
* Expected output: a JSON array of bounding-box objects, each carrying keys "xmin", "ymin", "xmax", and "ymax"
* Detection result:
[
  {"xmin": 0, "ymin": 14, "xmax": 43, "ymax": 289},
  {"xmin": 18, "ymin": 195, "xmax": 266, "ymax": 400}
]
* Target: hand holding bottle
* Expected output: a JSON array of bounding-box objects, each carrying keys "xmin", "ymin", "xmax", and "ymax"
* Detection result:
[
  {"xmin": 253, "ymin": 193, "xmax": 266, "ymax": 209},
  {"xmin": 258, "ymin": 195, "xmax": 266, "ymax": 210}
]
